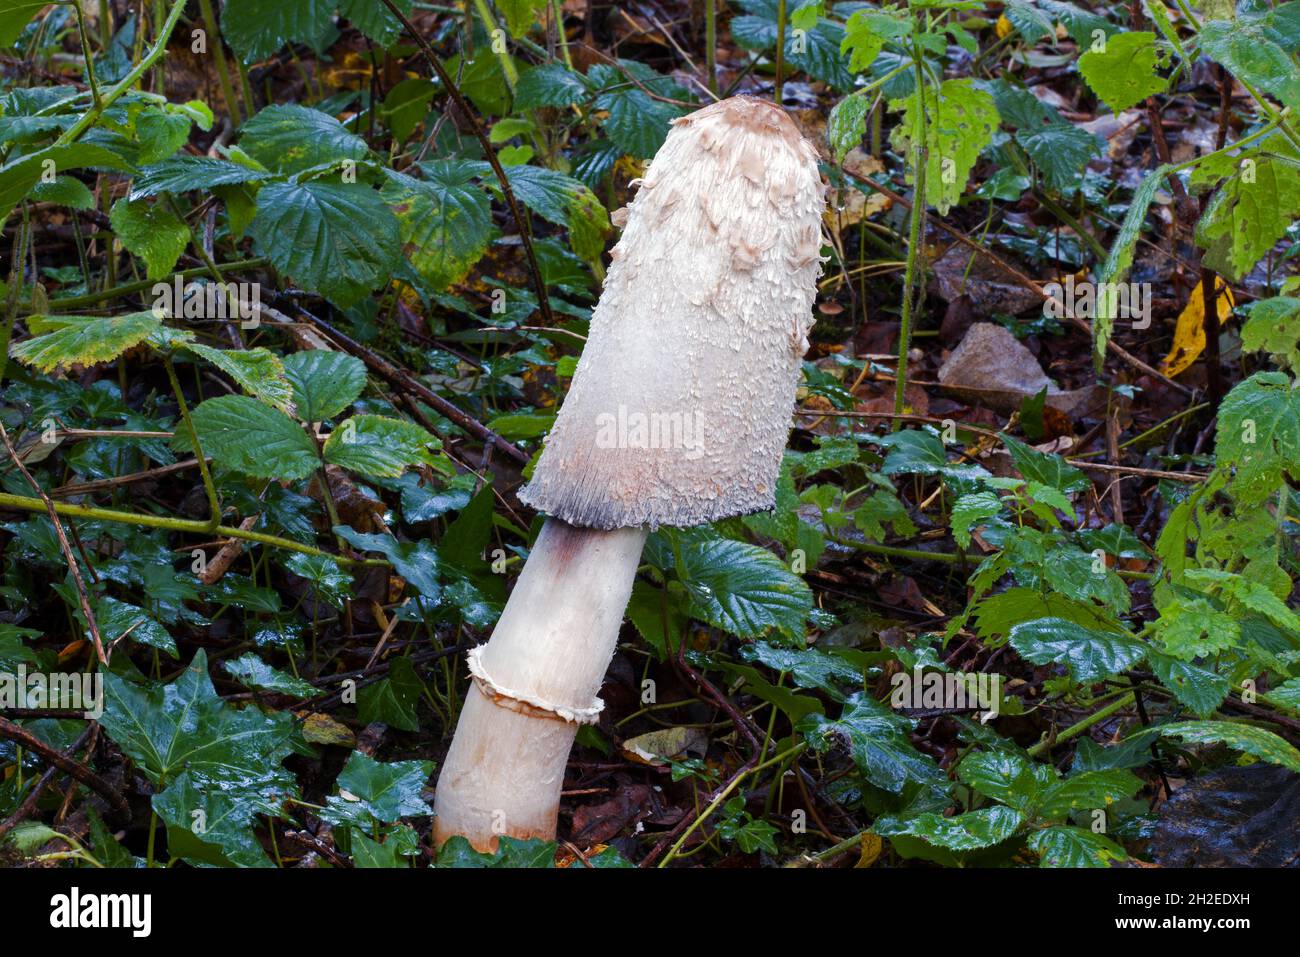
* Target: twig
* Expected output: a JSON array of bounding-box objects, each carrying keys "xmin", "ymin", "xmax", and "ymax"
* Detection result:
[{"xmin": 0, "ymin": 716, "xmax": 129, "ymax": 822}]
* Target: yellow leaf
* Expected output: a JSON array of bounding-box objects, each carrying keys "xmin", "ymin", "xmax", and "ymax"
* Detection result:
[
  {"xmin": 855, "ymin": 832, "xmax": 884, "ymax": 867},
  {"xmin": 300, "ymin": 713, "xmax": 356, "ymax": 748},
  {"xmin": 995, "ymin": 14, "xmax": 1014, "ymax": 38},
  {"xmin": 1160, "ymin": 278, "xmax": 1235, "ymax": 377}
]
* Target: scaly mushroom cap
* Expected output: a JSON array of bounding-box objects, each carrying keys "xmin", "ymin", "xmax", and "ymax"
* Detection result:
[{"xmin": 519, "ymin": 96, "xmax": 827, "ymax": 529}]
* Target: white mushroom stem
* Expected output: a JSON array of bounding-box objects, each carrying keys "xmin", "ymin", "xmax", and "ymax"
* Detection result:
[{"xmin": 433, "ymin": 518, "xmax": 648, "ymax": 850}]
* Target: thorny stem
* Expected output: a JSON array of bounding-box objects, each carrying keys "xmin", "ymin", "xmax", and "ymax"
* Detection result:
[{"xmin": 162, "ymin": 356, "xmax": 221, "ymax": 531}]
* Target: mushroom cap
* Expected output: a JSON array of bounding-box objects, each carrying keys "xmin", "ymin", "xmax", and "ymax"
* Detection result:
[{"xmin": 519, "ymin": 96, "xmax": 827, "ymax": 530}]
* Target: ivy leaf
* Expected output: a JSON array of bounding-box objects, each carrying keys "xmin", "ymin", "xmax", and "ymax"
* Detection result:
[
  {"xmin": 874, "ymin": 806, "xmax": 1024, "ymax": 852},
  {"xmin": 890, "ymin": 78, "xmax": 1000, "ymax": 215},
  {"xmin": 99, "ymin": 648, "xmax": 297, "ymax": 785},
  {"xmin": 1216, "ymin": 372, "xmax": 1300, "ymax": 505},
  {"xmin": 92, "ymin": 596, "xmax": 177, "ymax": 657},
  {"xmin": 249, "ymin": 180, "xmax": 401, "ymax": 308},
  {"xmin": 185, "ymin": 394, "xmax": 320, "ymax": 481},
  {"xmin": 221, "ymin": 0, "xmax": 334, "ymax": 63},
  {"xmin": 153, "ymin": 768, "xmax": 283, "ymax": 867},
  {"xmin": 799, "ymin": 693, "xmax": 945, "ymax": 794},
  {"xmin": 10, "ymin": 311, "xmax": 162, "ymax": 373},
  {"xmin": 1148, "ymin": 651, "xmax": 1230, "ymax": 717},
  {"xmin": 357, "ymin": 656, "xmax": 423, "ymax": 732},
  {"xmin": 1077, "ymin": 32, "xmax": 1168, "ymax": 114},
  {"xmin": 877, "ymin": 428, "xmax": 987, "ymax": 479},
  {"xmin": 385, "ymin": 163, "xmax": 494, "ymax": 291},
  {"xmin": 323, "ymin": 414, "xmax": 440, "ymax": 478},
  {"xmin": 435, "ymin": 835, "xmax": 556, "ymax": 868},
  {"xmin": 282, "ymin": 350, "xmax": 367, "ymax": 422},
  {"xmin": 503, "ymin": 164, "xmax": 610, "ymax": 265},
  {"xmin": 1015, "ymin": 124, "xmax": 1102, "ymax": 192},
  {"xmin": 239, "ymin": 104, "xmax": 369, "ymax": 174},
  {"xmin": 1008, "ymin": 617, "xmax": 1147, "ymax": 683},
  {"xmin": 333, "ymin": 526, "xmax": 440, "ymax": 602},
  {"xmin": 109, "ymin": 198, "xmax": 189, "ymax": 280},
  {"xmin": 321, "ymin": 751, "xmax": 433, "ymax": 826},
  {"xmin": 222, "ymin": 652, "xmax": 317, "ymax": 698},
  {"xmin": 185, "ymin": 343, "xmax": 294, "ymax": 414},
  {"xmin": 675, "ymin": 537, "xmax": 812, "ymax": 639},
  {"xmin": 1029, "ymin": 825, "xmax": 1127, "ymax": 867},
  {"xmin": 1156, "ymin": 720, "xmax": 1300, "ymax": 773}
]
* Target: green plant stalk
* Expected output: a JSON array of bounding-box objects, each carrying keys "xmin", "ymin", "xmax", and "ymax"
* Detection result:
[
  {"xmin": 162, "ymin": 356, "xmax": 221, "ymax": 530},
  {"xmin": 894, "ymin": 49, "xmax": 928, "ymax": 428},
  {"xmin": 152, "ymin": 0, "xmax": 166, "ymax": 95},
  {"xmin": 97, "ymin": 0, "xmax": 112, "ymax": 48},
  {"xmin": 551, "ymin": 0, "xmax": 573, "ymax": 69},
  {"xmin": 705, "ymin": 0, "xmax": 717, "ymax": 94},
  {"xmin": 197, "ymin": 0, "xmax": 242, "ymax": 125},
  {"xmin": 74, "ymin": 4, "xmax": 103, "ymax": 109},
  {"xmin": 1026, "ymin": 690, "xmax": 1136, "ymax": 758},
  {"xmin": 28, "ymin": 258, "xmax": 267, "ymax": 315},
  {"xmin": 0, "ymin": 491, "xmax": 381, "ymax": 564},
  {"xmin": 0, "ymin": 206, "xmax": 31, "ymax": 385},
  {"xmin": 774, "ymin": 0, "xmax": 786, "ymax": 105},
  {"xmin": 57, "ymin": 0, "xmax": 187, "ymax": 147},
  {"xmin": 471, "ymin": 0, "xmax": 520, "ymax": 89}
]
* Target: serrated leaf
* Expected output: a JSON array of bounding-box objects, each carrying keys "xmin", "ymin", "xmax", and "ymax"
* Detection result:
[
  {"xmin": 958, "ymin": 749, "xmax": 1051, "ymax": 811},
  {"xmin": 1037, "ymin": 768, "xmax": 1142, "ymax": 817},
  {"xmin": 323, "ymin": 414, "xmax": 439, "ymax": 478},
  {"xmin": 515, "ymin": 64, "xmax": 591, "ymax": 109},
  {"xmin": 1008, "ymin": 617, "xmax": 1147, "ymax": 683},
  {"xmin": 337, "ymin": 0, "xmax": 411, "ymax": 47},
  {"xmin": 1240, "ymin": 296, "xmax": 1300, "ymax": 370},
  {"xmin": 874, "ymin": 806, "xmax": 1024, "ymax": 851},
  {"xmin": 130, "ymin": 156, "xmax": 273, "ymax": 199},
  {"xmin": 10, "ymin": 311, "xmax": 162, "ymax": 372},
  {"xmin": 30, "ymin": 175, "xmax": 94, "ymax": 209},
  {"xmin": 1148, "ymin": 651, "xmax": 1229, "ymax": 717},
  {"xmin": 1156, "ymin": 720, "xmax": 1300, "ymax": 772},
  {"xmin": 333, "ymin": 526, "xmax": 440, "ymax": 601},
  {"xmin": 1195, "ymin": 145, "xmax": 1300, "ymax": 281},
  {"xmin": 828, "ymin": 95, "xmax": 870, "ymax": 162},
  {"xmin": 0, "ymin": 142, "xmax": 133, "ymax": 228},
  {"xmin": 239, "ymin": 104, "xmax": 369, "ymax": 174},
  {"xmin": 1200, "ymin": 19, "xmax": 1300, "ymax": 111},
  {"xmin": 185, "ymin": 394, "xmax": 319, "ymax": 481},
  {"xmin": 799, "ymin": 693, "xmax": 945, "ymax": 793},
  {"xmin": 1029, "ymin": 825, "xmax": 1126, "ymax": 867},
  {"xmin": 109, "ymin": 198, "xmax": 189, "ymax": 280},
  {"xmin": 385, "ymin": 162, "xmax": 493, "ymax": 291},
  {"xmin": 952, "ymin": 491, "xmax": 1003, "ymax": 548},
  {"xmin": 1077, "ymin": 31, "xmax": 1168, "ymax": 114},
  {"xmin": 282, "ymin": 349, "xmax": 367, "ymax": 422},
  {"xmin": 675, "ymin": 537, "xmax": 812, "ymax": 638},
  {"xmin": 221, "ymin": 0, "xmax": 334, "ymax": 63},
  {"xmin": 739, "ymin": 641, "xmax": 860, "ymax": 699},
  {"xmin": 496, "ymin": 0, "xmax": 546, "ymax": 37},
  {"xmin": 250, "ymin": 180, "xmax": 400, "ymax": 307},
  {"xmin": 185, "ymin": 343, "xmax": 294, "ymax": 413},
  {"xmin": 1001, "ymin": 433, "xmax": 1090, "ymax": 494},
  {"xmin": 1015, "ymin": 123, "xmax": 1102, "ymax": 192},
  {"xmin": 1216, "ymin": 372, "xmax": 1300, "ymax": 505},
  {"xmin": 503, "ymin": 163, "xmax": 609, "ymax": 265},
  {"xmin": 731, "ymin": 0, "xmax": 854, "ymax": 89},
  {"xmin": 890, "ymin": 78, "xmax": 999, "ymax": 215}
]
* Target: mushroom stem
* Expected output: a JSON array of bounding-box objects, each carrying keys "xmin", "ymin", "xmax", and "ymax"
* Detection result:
[{"xmin": 433, "ymin": 518, "xmax": 649, "ymax": 850}]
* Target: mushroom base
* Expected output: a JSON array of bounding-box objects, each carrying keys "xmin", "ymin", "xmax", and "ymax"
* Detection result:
[{"xmin": 433, "ymin": 519, "xmax": 649, "ymax": 852}]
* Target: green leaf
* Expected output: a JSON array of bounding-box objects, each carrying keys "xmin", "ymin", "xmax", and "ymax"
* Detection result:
[
  {"xmin": 135, "ymin": 109, "xmax": 192, "ymax": 165},
  {"xmin": 30, "ymin": 175, "xmax": 94, "ymax": 209},
  {"xmin": 828, "ymin": 95, "xmax": 870, "ymax": 163},
  {"xmin": 321, "ymin": 751, "xmax": 433, "ymax": 826},
  {"xmin": 385, "ymin": 162, "xmax": 493, "ymax": 291},
  {"xmin": 1148, "ymin": 651, "xmax": 1229, "ymax": 717},
  {"xmin": 952, "ymin": 491, "xmax": 1002, "ymax": 548},
  {"xmin": 1195, "ymin": 144, "xmax": 1300, "ymax": 281},
  {"xmin": 590, "ymin": 61, "xmax": 692, "ymax": 157},
  {"xmin": 731, "ymin": 0, "xmax": 853, "ymax": 89},
  {"xmin": 1200, "ymin": 19, "xmax": 1300, "ymax": 111},
  {"xmin": 99, "ymin": 648, "xmax": 297, "ymax": 785},
  {"xmin": 890, "ymin": 78, "xmax": 1000, "ymax": 215},
  {"xmin": 799, "ymin": 693, "xmax": 945, "ymax": 794},
  {"xmin": 185, "ymin": 394, "xmax": 319, "ymax": 481},
  {"xmin": 1216, "ymin": 372, "xmax": 1300, "ymax": 505},
  {"xmin": 93, "ymin": 596, "xmax": 176, "ymax": 657},
  {"xmin": 282, "ymin": 349, "xmax": 367, "ymax": 422},
  {"xmin": 958, "ymin": 749, "xmax": 1051, "ymax": 812},
  {"xmin": 357, "ymin": 656, "xmax": 423, "ymax": 732},
  {"xmin": 0, "ymin": 143, "xmax": 133, "ymax": 228},
  {"xmin": 1038, "ymin": 0, "xmax": 1116, "ymax": 45},
  {"xmin": 739, "ymin": 641, "xmax": 861, "ymax": 699},
  {"xmin": 350, "ymin": 830, "xmax": 403, "ymax": 867},
  {"xmin": 10, "ymin": 311, "xmax": 162, "ymax": 373},
  {"xmin": 109, "ymin": 198, "xmax": 189, "ymax": 280},
  {"xmin": 675, "ymin": 537, "xmax": 812, "ymax": 638},
  {"xmin": 249, "ymin": 180, "xmax": 401, "ymax": 307},
  {"xmin": 130, "ymin": 156, "xmax": 273, "ymax": 198},
  {"xmin": 1240, "ymin": 296, "xmax": 1300, "ymax": 370},
  {"xmin": 1008, "ymin": 617, "xmax": 1147, "ymax": 683},
  {"xmin": 239, "ymin": 104, "xmax": 369, "ymax": 174},
  {"xmin": 515, "ymin": 64, "xmax": 591, "ymax": 109},
  {"xmin": 323, "ymin": 414, "xmax": 439, "ymax": 478},
  {"xmin": 337, "ymin": 0, "xmax": 411, "ymax": 47},
  {"xmin": 0, "ymin": 1, "xmax": 51, "ymax": 47},
  {"xmin": 435, "ymin": 835, "xmax": 556, "ymax": 867},
  {"xmin": 496, "ymin": 0, "xmax": 547, "ymax": 37},
  {"xmin": 1001, "ymin": 433, "xmax": 1090, "ymax": 494},
  {"xmin": 875, "ymin": 806, "xmax": 1024, "ymax": 851},
  {"xmin": 222, "ymin": 652, "xmax": 317, "ymax": 698},
  {"xmin": 1077, "ymin": 32, "xmax": 1168, "ymax": 114},
  {"xmin": 1029, "ymin": 825, "xmax": 1126, "ymax": 867},
  {"xmin": 1015, "ymin": 124, "xmax": 1102, "ymax": 192},
  {"xmin": 1156, "ymin": 720, "xmax": 1300, "ymax": 772},
  {"xmin": 185, "ymin": 343, "xmax": 294, "ymax": 413},
  {"xmin": 503, "ymin": 164, "xmax": 609, "ymax": 265},
  {"xmin": 380, "ymin": 77, "xmax": 436, "ymax": 142},
  {"xmin": 333, "ymin": 526, "xmax": 440, "ymax": 601},
  {"xmin": 221, "ymin": 0, "xmax": 333, "ymax": 63},
  {"xmin": 1037, "ymin": 769, "xmax": 1142, "ymax": 818},
  {"xmin": 1093, "ymin": 164, "xmax": 1169, "ymax": 368},
  {"xmin": 153, "ymin": 769, "xmax": 279, "ymax": 867}
]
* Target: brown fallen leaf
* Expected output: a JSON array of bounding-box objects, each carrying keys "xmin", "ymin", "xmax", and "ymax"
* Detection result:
[{"xmin": 620, "ymin": 726, "xmax": 709, "ymax": 767}]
